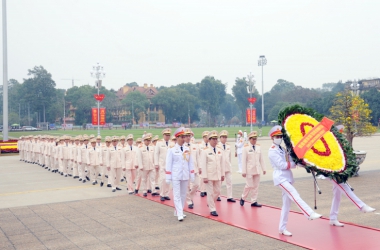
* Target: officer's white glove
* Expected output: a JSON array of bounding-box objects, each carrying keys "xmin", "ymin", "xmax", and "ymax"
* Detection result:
[{"xmin": 166, "ymin": 179, "xmax": 171, "ymax": 185}]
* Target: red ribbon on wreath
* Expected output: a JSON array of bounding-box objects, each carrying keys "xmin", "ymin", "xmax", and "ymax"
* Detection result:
[{"xmin": 94, "ymin": 94, "xmax": 105, "ymax": 101}]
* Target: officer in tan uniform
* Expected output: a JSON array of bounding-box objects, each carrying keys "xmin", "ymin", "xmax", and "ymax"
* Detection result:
[
  {"xmin": 154, "ymin": 128, "xmax": 172, "ymax": 201},
  {"xmin": 96, "ymin": 135, "xmax": 102, "ymax": 147},
  {"xmin": 71, "ymin": 136, "xmax": 80, "ymax": 179},
  {"xmin": 134, "ymin": 138, "xmax": 143, "ymax": 193},
  {"xmin": 108, "ymin": 136, "xmax": 123, "ymax": 192},
  {"xmin": 240, "ymin": 131, "xmax": 266, "ymax": 207},
  {"xmin": 100, "ymin": 136, "xmax": 112, "ymax": 187},
  {"xmin": 123, "ymin": 134, "xmax": 138, "ymax": 194},
  {"xmin": 218, "ymin": 130, "xmax": 235, "ymax": 202},
  {"xmin": 137, "ymin": 133, "xmax": 158, "ymax": 197},
  {"xmin": 199, "ymin": 131, "xmax": 209, "ymax": 197},
  {"xmin": 200, "ymin": 130, "xmax": 225, "ymax": 216},
  {"xmin": 184, "ymin": 128, "xmax": 201, "ymax": 209},
  {"xmin": 78, "ymin": 135, "xmax": 90, "ymax": 183},
  {"xmin": 152, "ymin": 135, "xmax": 160, "ymax": 191},
  {"xmin": 88, "ymin": 138, "xmax": 102, "ymax": 185}
]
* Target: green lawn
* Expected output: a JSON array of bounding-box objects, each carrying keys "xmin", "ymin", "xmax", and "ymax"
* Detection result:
[{"xmin": 6, "ymin": 126, "xmax": 272, "ymax": 140}]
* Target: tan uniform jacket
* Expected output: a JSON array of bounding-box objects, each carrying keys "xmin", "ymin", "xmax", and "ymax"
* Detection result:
[
  {"xmin": 100, "ymin": 145, "xmax": 110, "ymax": 166},
  {"xmin": 108, "ymin": 146, "xmax": 123, "ymax": 169},
  {"xmin": 242, "ymin": 144, "xmax": 266, "ymax": 175},
  {"xmin": 87, "ymin": 146, "xmax": 101, "ymax": 166},
  {"xmin": 60, "ymin": 143, "xmax": 71, "ymax": 160},
  {"xmin": 123, "ymin": 145, "xmax": 137, "ymax": 170},
  {"xmin": 218, "ymin": 142, "xmax": 232, "ymax": 173},
  {"xmin": 200, "ymin": 146, "xmax": 225, "ymax": 181},
  {"xmin": 77, "ymin": 144, "xmax": 89, "ymax": 164},
  {"xmin": 137, "ymin": 145, "xmax": 155, "ymax": 171},
  {"xmin": 154, "ymin": 140, "xmax": 170, "ymax": 168}
]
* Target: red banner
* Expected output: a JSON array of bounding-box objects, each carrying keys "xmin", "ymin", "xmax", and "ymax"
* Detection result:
[
  {"xmin": 92, "ymin": 108, "xmax": 98, "ymax": 125},
  {"xmin": 246, "ymin": 108, "xmax": 256, "ymax": 124},
  {"xmin": 92, "ymin": 108, "xmax": 106, "ymax": 125},
  {"xmin": 100, "ymin": 108, "xmax": 106, "ymax": 125}
]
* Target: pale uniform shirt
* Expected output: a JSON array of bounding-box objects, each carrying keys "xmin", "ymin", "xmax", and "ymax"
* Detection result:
[
  {"xmin": 154, "ymin": 140, "xmax": 170, "ymax": 168},
  {"xmin": 123, "ymin": 145, "xmax": 138, "ymax": 169},
  {"xmin": 137, "ymin": 145, "xmax": 155, "ymax": 170},
  {"xmin": 242, "ymin": 144, "xmax": 266, "ymax": 175},
  {"xmin": 268, "ymin": 143, "xmax": 296, "ymax": 186},
  {"xmin": 165, "ymin": 143, "xmax": 194, "ymax": 181},
  {"xmin": 235, "ymin": 137, "xmax": 244, "ymax": 154},
  {"xmin": 200, "ymin": 146, "xmax": 225, "ymax": 181},
  {"xmin": 218, "ymin": 142, "xmax": 231, "ymax": 172}
]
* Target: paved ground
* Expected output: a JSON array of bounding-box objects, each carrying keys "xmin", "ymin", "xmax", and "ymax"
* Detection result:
[{"xmin": 0, "ymin": 135, "xmax": 379, "ymax": 250}]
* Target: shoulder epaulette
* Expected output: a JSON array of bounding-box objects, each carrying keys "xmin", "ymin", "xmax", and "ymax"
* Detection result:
[
  {"xmin": 244, "ymin": 145, "xmax": 249, "ymax": 147},
  {"xmin": 271, "ymin": 145, "xmax": 275, "ymax": 149}
]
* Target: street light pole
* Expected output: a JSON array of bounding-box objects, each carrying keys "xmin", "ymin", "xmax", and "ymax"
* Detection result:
[
  {"xmin": 350, "ymin": 80, "xmax": 360, "ymax": 133},
  {"xmin": 2, "ymin": 0, "xmax": 9, "ymax": 141},
  {"xmin": 91, "ymin": 63, "xmax": 106, "ymax": 137},
  {"xmin": 246, "ymin": 72, "xmax": 255, "ymax": 132},
  {"xmin": 63, "ymin": 90, "xmax": 66, "ymax": 130},
  {"xmin": 258, "ymin": 55, "xmax": 267, "ymax": 125}
]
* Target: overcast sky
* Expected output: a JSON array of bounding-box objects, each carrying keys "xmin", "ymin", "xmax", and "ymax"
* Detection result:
[{"xmin": 1, "ymin": 0, "xmax": 379, "ymax": 94}]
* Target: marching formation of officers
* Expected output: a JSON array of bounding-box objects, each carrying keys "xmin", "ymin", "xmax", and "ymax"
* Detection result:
[{"xmin": 16, "ymin": 125, "xmax": 376, "ymax": 235}]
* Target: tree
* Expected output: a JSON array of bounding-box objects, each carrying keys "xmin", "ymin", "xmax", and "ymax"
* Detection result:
[
  {"xmin": 330, "ymin": 90, "xmax": 377, "ymax": 147},
  {"xmin": 198, "ymin": 76, "xmax": 226, "ymax": 126},
  {"xmin": 125, "ymin": 82, "xmax": 138, "ymax": 87},
  {"xmin": 361, "ymin": 88, "xmax": 380, "ymax": 125},
  {"xmin": 152, "ymin": 87, "xmax": 199, "ymax": 123},
  {"xmin": 268, "ymin": 102, "xmax": 299, "ymax": 122},
  {"xmin": 220, "ymin": 94, "xmax": 240, "ymax": 123},
  {"xmin": 121, "ymin": 91, "xmax": 149, "ymax": 124}
]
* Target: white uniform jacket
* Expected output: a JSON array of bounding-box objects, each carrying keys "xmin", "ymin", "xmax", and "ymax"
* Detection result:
[
  {"xmin": 268, "ymin": 144, "xmax": 296, "ymax": 186},
  {"xmin": 123, "ymin": 145, "xmax": 137, "ymax": 169},
  {"xmin": 165, "ymin": 143, "xmax": 194, "ymax": 181},
  {"xmin": 235, "ymin": 137, "xmax": 244, "ymax": 155}
]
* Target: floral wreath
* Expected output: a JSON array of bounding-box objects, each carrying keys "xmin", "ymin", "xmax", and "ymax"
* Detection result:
[{"xmin": 278, "ymin": 105, "xmax": 358, "ymax": 183}]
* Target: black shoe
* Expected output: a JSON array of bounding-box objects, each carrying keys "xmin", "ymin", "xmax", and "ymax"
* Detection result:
[
  {"xmin": 83, "ymin": 180, "xmax": 86, "ymax": 183},
  {"xmin": 92, "ymin": 182, "xmax": 96, "ymax": 185},
  {"xmin": 240, "ymin": 198, "xmax": 244, "ymax": 206},
  {"xmin": 210, "ymin": 211, "xmax": 218, "ymax": 216},
  {"xmin": 116, "ymin": 187, "xmax": 121, "ymax": 191},
  {"xmin": 112, "ymin": 189, "xmax": 116, "ymax": 192},
  {"xmin": 73, "ymin": 176, "xmax": 79, "ymax": 179},
  {"xmin": 120, "ymin": 178, "xmax": 124, "ymax": 182},
  {"xmin": 61, "ymin": 173, "xmax": 63, "ymax": 176},
  {"xmin": 79, "ymin": 178, "xmax": 82, "ymax": 181},
  {"xmin": 164, "ymin": 196, "xmax": 171, "ymax": 200},
  {"xmin": 251, "ymin": 202, "xmax": 262, "ymax": 207},
  {"xmin": 68, "ymin": 174, "xmax": 72, "ymax": 177},
  {"xmin": 86, "ymin": 176, "xmax": 90, "ymax": 181},
  {"xmin": 48, "ymin": 169, "xmax": 51, "ymax": 171},
  {"xmin": 151, "ymin": 192, "xmax": 159, "ymax": 196},
  {"xmin": 188, "ymin": 203, "xmax": 194, "ymax": 209},
  {"xmin": 98, "ymin": 173, "xmax": 101, "ymax": 176},
  {"xmin": 143, "ymin": 193, "xmax": 147, "ymax": 197},
  {"xmin": 107, "ymin": 184, "xmax": 112, "ymax": 188},
  {"xmin": 147, "ymin": 189, "xmax": 152, "ymax": 193},
  {"xmin": 155, "ymin": 187, "xmax": 160, "ymax": 190},
  {"xmin": 85, "ymin": 170, "xmax": 87, "ymax": 173},
  {"xmin": 217, "ymin": 197, "xmax": 221, "ymax": 201},
  {"xmin": 204, "ymin": 192, "xmax": 207, "ymax": 196},
  {"xmin": 227, "ymin": 198, "xmax": 236, "ymax": 203},
  {"xmin": 129, "ymin": 192, "xmax": 134, "ymax": 195},
  {"xmin": 45, "ymin": 167, "xmax": 48, "ymax": 169},
  {"xmin": 160, "ymin": 196, "xmax": 165, "ymax": 201},
  {"xmin": 105, "ymin": 175, "xmax": 108, "ymax": 178},
  {"xmin": 64, "ymin": 175, "xmax": 68, "ymax": 177},
  {"xmin": 134, "ymin": 189, "xmax": 138, "ymax": 194},
  {"xmin": 200, "ymin": 192, "xmax": 205, "ymax": 197},
  {"xmin": 100, "ymin": 182, "xmax": 104, "ymax": 187}
]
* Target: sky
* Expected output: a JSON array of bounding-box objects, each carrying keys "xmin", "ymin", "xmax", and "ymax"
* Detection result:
[{"xmin": 1, "ymin": 0, "xmax": 379, "ymax": 94}]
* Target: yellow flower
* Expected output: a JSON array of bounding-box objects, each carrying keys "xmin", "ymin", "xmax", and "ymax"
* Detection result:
[{"xmin": 284, "ymin": 114, "xmax": 346, "ymax": 172}]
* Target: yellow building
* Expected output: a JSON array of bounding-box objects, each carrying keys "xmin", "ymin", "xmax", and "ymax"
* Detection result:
[{"xmin": 114, "ymin": 83, "xmax": 165, "ymax": 124}]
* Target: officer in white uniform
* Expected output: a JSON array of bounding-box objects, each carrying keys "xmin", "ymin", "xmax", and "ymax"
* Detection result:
[
  {"xmin": 165, "ymin": 127, "xmax": 194, "ymax": 221},
  {"xmin": 268, "ymin": 125, "xmax": 321, "ymax": 236}
]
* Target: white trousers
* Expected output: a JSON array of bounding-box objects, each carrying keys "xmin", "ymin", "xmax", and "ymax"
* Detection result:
[
  {"xmin": 125, "ymin": 169, "xmax": 136, "ymax": 192},
  {"xmin": 237, "ymin": 154, "xmax": 242, "ymax": 172},
  {"xmin": 206, "ymin": 180, "xmax": 221, "ymax": 212},
  {"xmin": 330, "ymin": 179, "xmax": 365, "ymax": 220},
  {"xmin": 90, "ymin": 165, "xmax": 100, "ymax": 182},
  {"xmin": 224, "ymin": 171, "xmax": 233, "ymax": 198},
  {"xmin": 111, "ymin": 168, "xmax": 122, "ymax": 189},
  {"xmin": 278, "ymin": 181, "xmax": 314, "ymax": 231},
  {"xmin": 173, "ymin": 180, "xmax": 189, "ymax": 217},
  {"xmin": 141, "ymin": 169, "xmax": 155, "ymax": 193}
]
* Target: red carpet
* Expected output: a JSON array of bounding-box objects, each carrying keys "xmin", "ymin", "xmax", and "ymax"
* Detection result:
[{"xmin": 138, "ymin": 191, "xmax": 380, "ymax": 250}]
